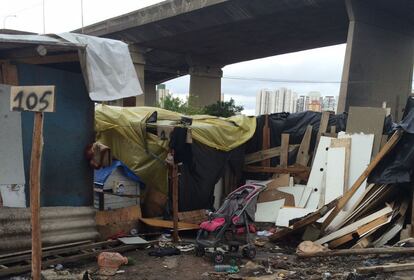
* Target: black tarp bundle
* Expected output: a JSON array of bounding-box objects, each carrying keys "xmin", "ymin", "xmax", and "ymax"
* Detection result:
[{"xmin": 369, "ymin": 97, "xmax": 414, "ymax": 184}]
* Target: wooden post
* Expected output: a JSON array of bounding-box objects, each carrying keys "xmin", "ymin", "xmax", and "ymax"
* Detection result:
[
  {"xmin": 280, "ymin": 133, "xmax": 289, "ymax": 168},
  {"xmin": 262, "ymin": 115, "xmax": 270, "ymax": 167},
  {"xmin": 30, "ymin": 112, "xmax": 44, "ymax": 280},
  {"xmin": 171, "ymin": 163, "xmax": 179, "ymax": 242}
]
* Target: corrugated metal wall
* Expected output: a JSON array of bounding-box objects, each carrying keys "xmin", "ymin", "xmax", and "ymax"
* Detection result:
[
  {"xmin": 0, "ymin": 207, "xmax": 99, "ymax": 252},
  {"xmin": 17, "ymin": 64, "xmax": 94, "ymax": 207}
]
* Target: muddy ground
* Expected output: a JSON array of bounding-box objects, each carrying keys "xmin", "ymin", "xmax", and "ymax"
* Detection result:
[{"xmin": 23, "ymin": 240, "xmax": 414, "ymax": 280}]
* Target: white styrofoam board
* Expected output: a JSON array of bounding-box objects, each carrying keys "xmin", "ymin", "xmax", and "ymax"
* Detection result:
[
  {"xmin": 0, "ymin": 85, "xmax": 25, "ymax": 185},
  {"xmin": 278, "ymin": 186, "xmax": 305, "ymax": 207},
  {"xmin": 304, "ymin": 136, "xmax": 332, "ymax": 209},
  {"xmin": 0, "ymin": 184, "xmax": 26, "ymax": 207},
  {"xmin": 325, "ymin": 147, "xmax": 345, "ymax": 204},
  {"xmin": 255, "ymin": 199, "xmax": 284, "ymax": 223},
  {"xmin": 338, "ymin": 133, "xmax": 374, "ymax": 211},
  {"xmin": 275, "ymin": 207, "xmax": 315, "ymax": 227}
]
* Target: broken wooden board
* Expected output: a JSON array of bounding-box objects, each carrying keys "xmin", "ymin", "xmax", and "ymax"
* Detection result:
[
  {"xmin": 255, "ymin": 199, "xmax": 285, "ymax": 223},
  {"xmin": 280, "ymin": 133, "xmax": 290, "ymax": 167},
  {"xmin": 178, "ymin": 209, "xmax": 207, "ymax": 224},
  {"xmin": 257, "ymin": 188, "xmax": 295, "ymax": 206},
  {"xmin": 275, "ymin": 207, "xmax": 316, "ymax": 227},
  {"xmin": 139, "ymin": 218, "xmax": 199, "ymax": 230},
  {"xmin": 346, "ymin": 106, "xmax": 386, "ymax": 157},
  {"xmin": 330, "ymin": 138, "xmax": 351, "ymax": 192},
  {"xmin": 303, "ymin": 136, "xmax": 332, "ymax": 209},
  {"xmin": 325, "ymin": 147, "xmax": 345, "ymax": 204},
  {"xmin": 357, "ymin": 262, "xmax": 414, "ymax": 274},
  {"xmin": 316, "ymin": 205, "xmax": 393, "ymax": 245},
  {"xmin": 278, "ymin": 185, "xmax": 306, "ymax": 206},
  {"xmin": 296, "ymin": 125, "xmax": 313, "ymax": 167},
  {"xmin": 244, "ymin": 145, "xmax": 299, "ymax": 165},
  {"xmin": 338, "ymin": 133, "xmax": 374, "ymax": 211}
]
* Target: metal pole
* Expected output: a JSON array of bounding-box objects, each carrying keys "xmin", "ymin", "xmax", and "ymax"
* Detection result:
[
  {"xmin": 80, "ymin": 0, "xmax": 84, "ymax": 33},
  {"xmin": 42, "ymin": 0, "xmax": 46, "ymax": 33}
]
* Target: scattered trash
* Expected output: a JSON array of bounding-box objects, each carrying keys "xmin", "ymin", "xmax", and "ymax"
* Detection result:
[
  {"xmin": 54, "ymin": 264, "xmax": 63, "ymax": 271},
  {"xmin": 97, "ymin": 252, "xmax": 128, "ymax": 276},
  {"xmin": 148, "ymin": 247, "xmax": 181, "ymax": 257},
  {"xmin": 296, "ymin": 241, "xmax": 329, "ymax": 254}
]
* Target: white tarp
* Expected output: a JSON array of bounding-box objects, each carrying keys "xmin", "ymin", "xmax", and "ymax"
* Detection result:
[{"xmin": 58, "ymin": 33, "xmax": 143, "ymax": 101}]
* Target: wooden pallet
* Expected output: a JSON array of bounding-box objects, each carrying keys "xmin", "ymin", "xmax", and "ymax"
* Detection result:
[{"xmin": 0, "ymin": 240, "xmax": 140, "ymax": 277}]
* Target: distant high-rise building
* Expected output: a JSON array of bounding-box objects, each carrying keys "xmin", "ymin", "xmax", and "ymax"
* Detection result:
[
  {"xmin": 156, "ymin": 84, "xmax": 170, "ymax": 107},
  {"xmin": 255, "ymin": 87, "xmax": 298, "ymax": 115},
  {"xmin": 322, "ymin": 95, "xmax": 337, "ymax": 112},
  {"xmin": 296, "ymin": 95, "xmax": 310, "ymax": 112}
]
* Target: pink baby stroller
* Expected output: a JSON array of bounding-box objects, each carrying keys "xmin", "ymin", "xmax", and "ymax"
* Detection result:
[{"xmin": 195, "ymin": 183, "xmax": 266, "ymax": 263}]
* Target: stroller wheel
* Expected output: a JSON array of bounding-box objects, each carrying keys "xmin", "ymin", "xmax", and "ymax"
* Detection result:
[
  {"xmin": 195, "ymin": 245, "xmax": 205, "ymax": 257},
  {"xmin": 242, "ymin": 246, "xmax": 256, "ymax": 259},
  {"xmin": 229, "ymin": 245, "xmax": 239, "ymax": 252},
  {"xmin": 213, "ymin": 251, "xmax": 225, "ymax": 264}
]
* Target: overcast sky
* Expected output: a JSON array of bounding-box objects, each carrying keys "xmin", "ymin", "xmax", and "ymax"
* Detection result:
[{"xmin": 2, "ymin": 0, "xmax": 349, "ymax": 115}]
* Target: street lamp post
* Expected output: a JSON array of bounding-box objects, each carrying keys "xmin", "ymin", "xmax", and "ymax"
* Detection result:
[{"xmin": 3, "ymin": 15, "xmax": 17, "ymax": 29}]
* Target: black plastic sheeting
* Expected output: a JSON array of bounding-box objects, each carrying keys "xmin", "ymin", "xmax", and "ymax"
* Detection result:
[
  {"xmin": 369, "ymin": 97, "xmax": 414, "ymax": 184},
  {"xmin": 245, "ymin": 111, "xmax": 347, "ymax": 180},
  {"xmin": 177, "ymin": 141, "xmax": 245, "ymax": 212}
]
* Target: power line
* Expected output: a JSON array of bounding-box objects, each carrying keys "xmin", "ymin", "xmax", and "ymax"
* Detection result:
[
  {"xmin": 0, "ymin": 2, "xmax": 43, "ymax": 18},
  {"xmin": 222, "ymin": 75, "xmax": 414, "ymax": 85}
]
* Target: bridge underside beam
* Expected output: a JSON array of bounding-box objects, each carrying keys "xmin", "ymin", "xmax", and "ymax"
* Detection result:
[{"xmin": 338, "ymin": 0, "xmax": 414, "ymax": 120}]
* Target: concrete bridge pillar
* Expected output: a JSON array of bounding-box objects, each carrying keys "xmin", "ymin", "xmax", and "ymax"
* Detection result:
[
  {"xmin": 189, "ymin": 65, "xmax": 223, "ymax": 107},
  {"xmin": 338, "ymin": 0, "xmax": 414, "ymax": 120},
  {"xmin": 128, "ymin": 45, "xmax": 157, "ymax": 107}
]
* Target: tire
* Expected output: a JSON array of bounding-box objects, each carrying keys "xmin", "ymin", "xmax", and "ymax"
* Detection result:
[
  {"xmin": 195, "ymin": 245, "xmax": 205, "ymax": 257},
  {"xmin": 213, "ymin": 251, "xmax": 225, "ymax": 264},
  {"xmin": 229, "ymin": 245, "xmax": 239, "ymax": 252},
  {"xmin": 242, "ymin": 246, "xmax": 256, "ymax": 259}
]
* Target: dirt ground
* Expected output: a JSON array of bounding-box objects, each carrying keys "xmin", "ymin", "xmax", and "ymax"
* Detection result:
[{"xmin": 32, "ymin": 240, "xmax": 414, "ymax": 280}]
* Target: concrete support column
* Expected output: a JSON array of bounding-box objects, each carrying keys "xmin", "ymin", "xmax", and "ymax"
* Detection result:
[
  {"xmin": 189, "ymin": 65, "xmax": 223, "ymax": 107},
  {"xmin": 144, "ymin": 83, "xmax": 157, "ymax": 106},
  {"xmin": 129, "ymin": 45, "xmax": 150, "ymax": 106},
  {"xmin": 338, "ymin": 0, "xmax": 414, "ymax": 120}
]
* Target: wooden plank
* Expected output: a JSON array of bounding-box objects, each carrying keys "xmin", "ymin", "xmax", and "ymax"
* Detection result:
[
  {"xmin": 171, "ymin": 163, "xmax": 179, "ymax": 242},
  {"xmin": 10, "ymin": 53, "xmax": 79, "ymax": 65},
  {"xmin": 0, "ymin": 63, "xmax": 18, "ymax": 85},
  {"xmin": 96, "ymin": 205, "xmax": 142, "ymax": 225},
  {"xmin": 316, "ymin": 206, "xmax": 392, "ymax": 245},
  {"xmin": 313, "ymin": 111, "xmax": 330, "ymax": 160},
  {"xmin": 178, "ymin": 209, "xmax": 207, "ymax": 224},
  {"xmin": 330, "ymin": 138, "xmax": 351, "ymax": 192},
  {"xmin": 357, "ymin": 263, "xmax": 414, "ymax": 274},
  {"xmin": 276, "ymin": 207, "xmax": 315, "ymax": 227},
  {"xmin": 278, "ymin": 186, "xmax": 305, "ymax": 206},
  {"xmin": 257, "ymin": 189, "xmax": 295, "ymax": 206},
  {"xmin": 269, "ymin": 199, "xmax": 338, "ymax": 241},
  {"xmin": 321, "ymin": 130, "xmax": 403, "ymax": 231},
  {"xmin": 262, "ymin": 115, "xmax": 270, "ymax": 167},
  {"xmin": 244, "ymin": 165, "xmax": 309, "ymax": 174},
  {"xmin": 298, "ymin": 247, "xmax": 414, "ymax": 258},
  {"xmin": 296, "ymin": 125, "xmax": 313, "ymax": 167},
  {"xmin": 280, "ymin": 134, "xmax": 290, "ymax": 168},
  {"xmin": 346, "ymin": 106, "xmax": 387, "ymax": 157},
  {"xmin": 139, "ymin": 218, "xmax": 199, "ymax": 230},
  {"xmin": 303, "ymin": 136, "xmax": 332, "ymax": 209},
  {"xmin": 245, "ymin": 145, "xmax": 299, "ymax": 165},
  {"xmin": 338, "ymin": 133, "xmax": 374, "ymax": 211},
  {"xmin": 30, "ymin": 112, "xmax": 44, "ymax": 280},
  {"xmin": 325, "ymin": 147, "xmax": 345, "ymax": 204}
]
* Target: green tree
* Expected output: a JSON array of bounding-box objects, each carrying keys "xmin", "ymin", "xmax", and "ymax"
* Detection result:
[{"xmin": 203, "ymin": 98, "xmax": 244, "ymax": 117}]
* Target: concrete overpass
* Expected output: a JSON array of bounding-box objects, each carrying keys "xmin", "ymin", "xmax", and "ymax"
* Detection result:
[{"xmin": 80, "ymin": 0, "xmax": 414, "ymax": 119}]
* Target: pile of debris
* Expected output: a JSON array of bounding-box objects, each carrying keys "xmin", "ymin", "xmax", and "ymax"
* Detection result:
[{"xmin": 246, "ymin": 101, "xmax": 414, "ymax": 274}]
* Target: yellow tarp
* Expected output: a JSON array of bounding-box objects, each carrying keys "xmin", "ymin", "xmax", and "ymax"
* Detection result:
[{"xmin": 95, "ymin": 105, "xmax": 256, "ymax": 199}]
